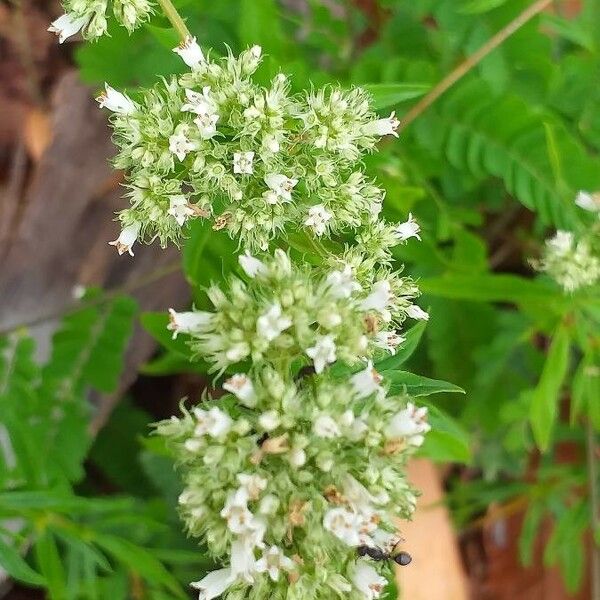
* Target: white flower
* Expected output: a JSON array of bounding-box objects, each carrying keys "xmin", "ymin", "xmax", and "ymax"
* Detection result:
[
  {"xmin": 239, "ymin": 251, "xmax": 267, "ymax": 278},
  {"xmin": 394, "ymin": 213, "xmax": 421, "ymax": 241},
  {"xmin": 352, "ymin": 561, "xmax": 387, "ymax": 600},
  {"xmin": 325, "ymin": 265, "xmax": 361, "ymax": 299},
  {"xmin": 313, "ymin": 414, "xmax": 341, "ymax": 438},
  {"xmin": 194, "ymin": 113, "xmax": 219, "ymax": 139},
  {"xmin": 575, "ymin": 190, "xmax": 600, "ymax": 213},
  {"xmin": 362, "ymin": 111, "xmax": 400, "ymax": 138},
  {"xmin": 167, "ymin": 308, "xmax": 213, "ymax": 338},
  {"xmin": 168, "ymin": 195, "xmax": 195, "ymax": 226},
  {"xmin": 182, "ymin": 87, "xmax": 217, "ymax": 116},
  {"xmin": 323, "ymin": 508, "xmax": 363, "ymax": 546},
  {"xmin": 288, "ymin": 447, "xmax": 306, "ymax": 468},
  {"xmin": 306, "ymin": 335, "xmax": 337, "ymax": 374},
  {"xmin": 48, "ymin": 13, "xmax": 89, "ymax": 44},
  {"xmin": 109, "ymin": 222, "xmax": 141, "ymax": 256},
  {"xmin": 350, "ymin": 361, "xmax": 383, "ymax": 399},
  {"xmin": 406, "ymin": 304, "xmax": 429, "ymax": 320},
  {"xmin": 263, "ymin": 174, "xmax": 298, "ymax": 203},
  {"xmin": 258, "ymin": 410, "xmax": 280, "ymax": 431},
  {"xmin": 255, "ymin": 546, "xmax": 294, "ymax": 582},
  {"xmin": 220, "ymin": 490, "xmax": 254, "ymax": 535},
  {"xmin": 385, "ymin": 402, "xmax": 430, "ymax": 447},
  {"xmin": 237, "ymin": 473, "xmax": 267, "ymax": 500},
  {"xmin": 169, "ymin": 130, "xmax": 196, "ymax": 161},
  {"xmin": 194, "ymin": 407, "xmax": 233, "ymax": 438},
  {"xmin": 258, "ymin": 494, "xmax": 279, "ymax": 515},
  {"xmin": 230, "ymin": 540, "xmax": 257, "ymax": 584},
  {"xmin": 256, "ymin": 303, "xmax": 292, "ymax": 341},
  {"xmin": 360, "ymin": 280, "xmax": 392, "ymax": 312},
  {"xmin": 304, "ymin": 204, "xmax": 332, "ymax": 236},
  {"xmin": 191, "ymin": 568, "xmax": 233, "ymax": 600},
  {"xmin": 96, "ymin": 84, "xmax": 136, "ymax": 114},
  {"xmin": 233, "ymin": 151, "xmax": 255, "ymax": 175},
  {"xmin": 223, "ymin": 374, "xmax": 256, "ymax": 407},
  {"xmin": 374, "ymin": 331, "xmax": 405, "ymax": 354},
  {"xmin": 548, "ymin": 230, "xmax": 574, "ymax": 254},
  {"xmin": 173, "ymin": 36, "xmax": 205, "ymax": 69}
]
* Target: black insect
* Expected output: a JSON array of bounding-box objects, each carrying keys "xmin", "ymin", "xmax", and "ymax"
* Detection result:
[{"xmin": 356, "ymin": 544, "xmax": 412, "ymax": 566}]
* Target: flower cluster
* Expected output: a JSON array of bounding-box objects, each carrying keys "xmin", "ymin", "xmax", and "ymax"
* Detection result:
[
  {"xmin": 88, "ymin": 32, "xmax": 432, "ymax": 600},
  {"xmin": 168, "ymin": 250, "xmax": 425, "ymax": 374},
  {"xmin": 49, "ymin": 0, "xmax": 153, "ymax": 42},
  {"xmin": 156, "ymin": 359, "xmax": 428, "ymax": 600},
  {"xmin": 534, "ymin": 229, "xmax": 600, "ymax": 292},
  {"xmin": 99, "ymin": 40, "xmax": 403, "ymax": 252},
  {"xmin": 532, "ymin": 191, "xmax": 600, "ymax": 293}
]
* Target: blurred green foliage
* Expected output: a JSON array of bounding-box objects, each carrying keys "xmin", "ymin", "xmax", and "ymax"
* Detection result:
[{"xmin": 2, "ymin": 0, "xmax": 600, "ymax": 597}]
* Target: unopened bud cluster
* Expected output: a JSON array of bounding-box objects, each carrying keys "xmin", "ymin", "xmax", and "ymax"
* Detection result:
[
  {"xmin": 97, "ymin": 41, "xmax": 406, "ymax": 254},
  {"xmin": 49, "ymin": 0, "xmax": 153, "ymax": 42}
]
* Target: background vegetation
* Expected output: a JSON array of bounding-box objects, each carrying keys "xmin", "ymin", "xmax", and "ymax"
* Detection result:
[{"xmin": 1, "ymin": 0, "xmax": 599, "ymax": 598}]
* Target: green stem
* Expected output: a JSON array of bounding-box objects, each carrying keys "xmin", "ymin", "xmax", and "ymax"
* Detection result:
[{"xmin": 156, "ymin": 0, "xmax": 190, "ymax": 42}]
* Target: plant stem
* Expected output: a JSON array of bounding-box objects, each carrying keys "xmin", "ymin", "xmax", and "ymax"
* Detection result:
[
  {"xmin": 399, "ymin": 0, "xmax": 552, "ymax": 132},
  {"xmin": 156, "ymin": 0, "xmax": 190, "ymax": 42},
  {"xmin": 586, "ymin": 419, "xmax": 600, "ymax": 600}
]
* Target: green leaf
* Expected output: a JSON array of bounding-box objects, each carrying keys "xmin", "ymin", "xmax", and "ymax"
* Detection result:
[
  {"xmin": 0, "ymin": 535, "xmax": 46, "ymax": 586},
  {"xmin": 362, "ymin": 83, "xmax": 430, "ymax": 110},
  {"xmin": 458, "ymin": 0, "xmax": 509, "ymax": 14},
  {"xmin": 383, "ymin": 370, "xmax": 465, "ymax": 397},
  {"xmin": 34, "ymin": 530, "xmax": 67, "ymax": 600},
  {"xmin": 529, "ymin": 324, "xmax": 571, "ymax": 451},
  {"xmin": 419, "ymin": 403, "xmax": 471, "ymax": 463},
  {"xmin": 93, "ymin": 533, "xmax": 185, "ymax": 597},
  {"xmin": 374, "ymin": 321, "xmax": 426, "ymax": 371},
  {"xmin": 238, "ymin": 0, "xmax": 284, "ymax": 56},
  {"xmin": 518, "ymin": 503, "xmax": 544, "ymax": 566}
]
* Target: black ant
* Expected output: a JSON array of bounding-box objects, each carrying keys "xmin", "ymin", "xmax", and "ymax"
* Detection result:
[{"xmin": 356, "ymin": 543, "xmax": 412, "ymax": 566}]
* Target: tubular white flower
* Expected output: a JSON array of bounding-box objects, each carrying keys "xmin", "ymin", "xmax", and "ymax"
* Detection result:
[
  {"xmin": 374, "ymin": 331, "xmax": 405, "ymax": 354},
  {"xmin": 48, "ymin": 13, "xmax": 89, "ymax": 44},
  {"xmin": 194, "ymin": 113, "xmax": 219, "ymax": 139},
  {"xmin": 313, "ymin": 414, "xmax": 341, "ymax": 438},
  {"xmin": 96, "ymin": 84, "xmax": 136, "ymax": 114},
  {"xmin": 360, "ymin": 280, "xmax": 392, "ymax": 312},
  {"xmin": 406, "ymin": 305, "xmax": 429, "ymax": 321},
  {"xmin": 385, "ymin": 402, "xmax": 431, "ymax": 447},
  {"xmin": 193, "ymin": 407, "xmax": 233, "ymax": 438},
  {"xmin": 350, "ymin": 361, "xmax": 383, "ymax": 399},
  {"xmin": 256, "ymin": 303, "xmax": 292, "ymax": 341},
  {"xmin": 191, "ymin": 568, "xmax": 234, "ymax": 600},
  {"xmin": 220, "ymin": 490, "xmax": 255, "ymax": 535},
  {"xmin": 305, "ymin": 335, "xmax": 337, "ymax": 374},
  {"xmin": 255, "ymin": 546, "xmax": 294, "ymax": 582},
  {"xmin": 394, "ymin": 213, "xmax": 421, "ymax": 242},
  {"xmin": 223, "ymin": 374, "xmax": 256, "ymax": 407},
  {"xmin": 352, "ymin": 561, "xmax": 387, "ymax": 599},
  {"xmin": 362, "ymin": 111, "xmax": 400, "ymax": 138},
  {"xmin": 168, "ymin": 195, "xmax": 195, "ymax": 226},
  {"xmin": 575, "ymin": 190, "xmax": 600, "ymax": 213},
  {"xmin": 173, "ymin": 36, "xmax": 205, "ymax": 69},
  {"xmin": 323, "ymin": 508, "xmax": 363, "ymax": 546},
  {"xmin": 239, "ymin": 251, "xmax": 267, "ymax": 278},
  {"xmin": 258, "ymin": 410, "xmax": 281, "ymax": 431},
  {"xmin": 167, "ymin": 308, "xmax": 213, "ymax": 338},
  {"xmin": 230, "ymin": 540, "xmax": 257, "ymax": 584},
  {"xmin": 237, "ymin": 473, "xmax": 267, "ymax": 500},
  {"xmin": 169, "ymin": 130, "xmax": 196, "ymax": 161},
  {"xmin": 304, "ymin": 204, "xmax": 332, "ymax": 236},
  {"xmin": 233, "ymin": 151, "xmax": 255, "ymax": 175},
  {"xmin": 182, "ymin": 87, "xmax": 217, "ymax": 115},
  {"xmin": 325, "ymin": 265, "xmax": 361, "ymax": 299},
  {"xmin": 548, "ymin": 230, "xmax": 574, "ymax": 253},
  {"xmin": 264, "ymin": 173, "xmax": 298, "ymax": 203},
  {"xmin": 109, "ymin": 221, "xmax": 141, "ymax": 256}
]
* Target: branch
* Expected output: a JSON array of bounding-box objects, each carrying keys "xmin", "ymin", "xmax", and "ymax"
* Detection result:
[
  {"xmin": 399, "ymin": 0, "xmax": 552, "ymax": 132},
  {"xmin": 156, "ymin": 0, "xmax": 190, "ymax": 42}
]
